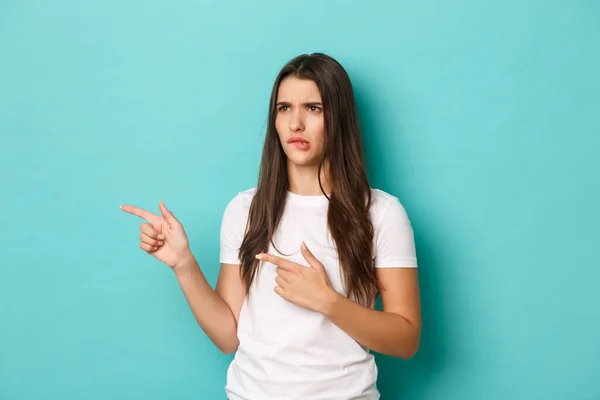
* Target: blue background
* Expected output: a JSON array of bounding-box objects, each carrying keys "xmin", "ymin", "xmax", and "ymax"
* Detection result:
[{"xmin": 1, "ymin": 1, "xmax": 599, "ymax": 399}]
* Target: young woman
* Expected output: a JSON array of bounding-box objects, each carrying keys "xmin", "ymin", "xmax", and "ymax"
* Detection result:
[{"xmin": 121, "ymin": 53, "xmax": 421, "ymax": 399}]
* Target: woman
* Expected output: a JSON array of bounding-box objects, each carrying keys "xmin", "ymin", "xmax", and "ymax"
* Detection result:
[{"xmin": 121, "ymin": 53, "xmax": 421, "ymax": 399}]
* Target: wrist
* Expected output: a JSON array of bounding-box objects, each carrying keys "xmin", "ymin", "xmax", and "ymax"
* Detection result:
[
  {"xmin": 172, "ymin": 251, "xmax": 198, "ymax": 276},
  {"xmin": 319, "ymin": 288, "xmax": 343, "ymax": 317}
]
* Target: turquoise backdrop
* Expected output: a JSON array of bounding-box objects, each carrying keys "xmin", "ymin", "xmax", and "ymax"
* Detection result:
[{"xmin": 1, "ymin": 1, "xmax": 599, "ymax": 399}]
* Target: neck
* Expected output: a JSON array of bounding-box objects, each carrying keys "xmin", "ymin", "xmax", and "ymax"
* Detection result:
[{"xmin": 287, "ymin": 160, "xmax": 332, "ymax": 196}]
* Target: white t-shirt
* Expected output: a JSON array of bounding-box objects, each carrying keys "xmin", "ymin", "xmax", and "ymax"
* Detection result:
[{"xmin": 219, "ymin": 188, "xmax": 418, "ymax": 400}]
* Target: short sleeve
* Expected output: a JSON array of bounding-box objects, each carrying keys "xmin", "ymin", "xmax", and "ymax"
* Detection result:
[
  {"xmin": 374, "ymin": 197, "xmax": 418, "ymax": 268},
  {"xmin": 219, "ymin": 193, "xmax": 251, "ymax": 265}
]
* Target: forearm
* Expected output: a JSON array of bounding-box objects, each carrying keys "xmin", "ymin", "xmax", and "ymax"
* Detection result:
[
  {"xmin": 174, "ymin": 256, "xmax": 239, "ymax": 354},
  {"xmin": 322, "ymin": 293, "xmax": 420, "ymax": 359}
]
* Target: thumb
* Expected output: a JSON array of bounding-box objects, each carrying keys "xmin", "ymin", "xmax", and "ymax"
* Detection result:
[
  {"xmin": 159, "ymin": 201, "xmax": 180, "ymax": 227},
  {"xmin": 300, "ymin": 242, "xmax": 325, "ymax": 272}
]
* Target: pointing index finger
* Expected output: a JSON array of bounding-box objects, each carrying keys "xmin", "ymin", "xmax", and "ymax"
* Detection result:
[
  {"xmin": 256, "ymin": 253, "xmax": 297, "ymax": 271},
  {"xmin": 120, "ymin": 204, "xmax": 158, "ymax": 222}
]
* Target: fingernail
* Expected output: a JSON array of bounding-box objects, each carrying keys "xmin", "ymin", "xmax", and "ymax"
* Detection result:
[
  {"xmin": 158, "ymin": 241, "xmax": 164, "ymax": 246},
  {"xmin": 157, "ymin": 234, "xmax": 165, "ymax": 240},
  {"xmin": 255, "ymin": 254, "xmax": 263, "ymax": 260},
  {"xmin": 301, "ymin": 241, "xmax": 307, "ymax": 250}
]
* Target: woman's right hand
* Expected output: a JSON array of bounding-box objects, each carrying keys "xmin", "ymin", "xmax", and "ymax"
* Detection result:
[{"xmin": 121, "ymin": 201, "xmax": 194, "ymax": 272}]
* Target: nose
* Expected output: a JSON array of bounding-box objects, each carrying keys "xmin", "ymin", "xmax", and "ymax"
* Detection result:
[{"xmin": 289, "ymin": 108, "xmax": 304, "ymax": 132}]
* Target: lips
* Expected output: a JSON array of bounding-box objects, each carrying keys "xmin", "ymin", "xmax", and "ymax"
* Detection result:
[
  {"xmin": 287, "ymin": 137, "xmax": 310, "ymax": 151},
  {"xmin": 287, "ymin": 137, "xmax": 309, "ymax": 145}
]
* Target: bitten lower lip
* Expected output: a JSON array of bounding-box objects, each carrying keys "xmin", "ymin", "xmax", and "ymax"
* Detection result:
[{"xmin": 291, "ymin": 141, "xmax": 310, "ymax": 151}]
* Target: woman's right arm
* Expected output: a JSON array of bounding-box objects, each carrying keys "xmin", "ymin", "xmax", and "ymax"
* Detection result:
[
  {"xmin": 121, "ymin": 200, "xmax": 245, "ymax": 354},
  {"xmin": 174, "ymin": 258, "xmax": 245, "ymax": 354}
]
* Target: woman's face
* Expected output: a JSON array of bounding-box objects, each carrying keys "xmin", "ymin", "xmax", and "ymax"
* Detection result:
[{"xmin": 275, "ymin": 76, "xmax": 325, "ymax": 167}]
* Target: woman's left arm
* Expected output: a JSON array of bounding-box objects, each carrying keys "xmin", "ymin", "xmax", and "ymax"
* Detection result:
[
  {"xmin": 259, "ymin": 242, "xmax": 421, "ymax": 359},
  {"xmin": 322, "ymin": 267, "xmax": 421, "ymax": 359}
]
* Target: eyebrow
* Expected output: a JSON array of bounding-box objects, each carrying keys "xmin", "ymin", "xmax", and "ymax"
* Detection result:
[{"xmin": 276, "ymin": 101, "xmax": 323, "ymax": 107}]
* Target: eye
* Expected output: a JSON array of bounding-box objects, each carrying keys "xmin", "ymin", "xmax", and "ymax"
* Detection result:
[
  {"xmin": 277, "ymin": 105, "xmax": 289, "ymax": 112},
  {"xmin": 308, "ymin": 106, "xmax": 321, "ymax": 112}
]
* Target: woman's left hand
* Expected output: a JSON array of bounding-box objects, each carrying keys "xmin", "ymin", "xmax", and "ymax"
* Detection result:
[{"xmin": 256, "ymin": 242, "xmax": 339, "ymax": 313}]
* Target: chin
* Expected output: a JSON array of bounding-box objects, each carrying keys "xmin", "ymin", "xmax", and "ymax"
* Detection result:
[{"xmin": 285, "ymin": 152, "xmax": 320, "ymax": 167}]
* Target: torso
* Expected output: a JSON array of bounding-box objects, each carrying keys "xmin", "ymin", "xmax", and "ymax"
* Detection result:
[{"xmin": 224, "ymin": 189, "xmax": 397, "ymax": 400}]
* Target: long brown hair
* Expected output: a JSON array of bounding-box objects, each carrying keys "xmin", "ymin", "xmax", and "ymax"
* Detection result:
[{"xmin": 238, "ymin": 53, "xmax": 378, "ymax": 306}]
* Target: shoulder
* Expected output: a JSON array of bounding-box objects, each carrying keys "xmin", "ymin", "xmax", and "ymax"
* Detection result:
[
  {"xmin": 226, "ymin": 187, "xmax": 256, "ymax": 209},
  {"xmin": 219, "ymin": 188, "xmax": 256, "ymax": 261},
  {"xmin": 368, "ymin": 188, "xmax": 418, "ymax": 267},
  {"xmin": 221, "ymin": 187, "xmax": 256, "ymax": 222},
  {"xmin": 369, "ymin": 188, "xmax": 410, "ymax": 225},
  {"xmin": 369, "ymin": 188, "xmax": 400, "ymax": 206}
]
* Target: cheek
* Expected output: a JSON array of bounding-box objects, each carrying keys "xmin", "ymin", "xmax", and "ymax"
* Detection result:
[
  {"xmin": 275, "ymin": 115, "xmax": 285, "ymax": 137},
  {"xmin": 311, "ymin": 119, "xmax": 325, "ymax": 149}
]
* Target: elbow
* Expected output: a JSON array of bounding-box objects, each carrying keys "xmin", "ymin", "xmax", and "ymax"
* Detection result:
[
  {"xmin": 399, "ymin": 340, "xmax": 419, "ymax": 360},
  {"xmin": 220, "ymin": 347, "xmax": 237, "ymax": 355},
  {"xmin": 380, "ymin": 335, "xmax": 420, "ymax": 359},
  {"xmin": 397, "ymin": 327, "xmax": 421, "ymax": 360},
  {"xmin": 218, "ymin": 339, "xmax": 239, "ymax": 355},
  {"xmin": 218, "ymin": 343, "xmax": 238, "ymax": 355}
]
